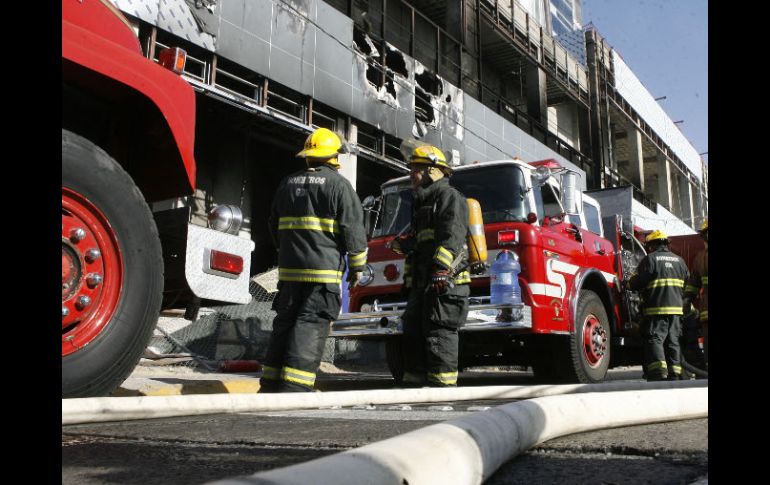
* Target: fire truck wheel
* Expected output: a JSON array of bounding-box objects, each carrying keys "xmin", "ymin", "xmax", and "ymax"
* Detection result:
[
  {"xmin": 385, "ymin": 337, "xmax": 405, "ymax": 385},
  {"xmin": 62, "ymin": 129, "xmax": 163, "ymax": 398},
  {"xmin": 567, "ymin": 290, "xmax": 611, "ymax": 383}
]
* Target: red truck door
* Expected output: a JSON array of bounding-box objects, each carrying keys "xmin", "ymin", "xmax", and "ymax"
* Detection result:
[
  {"xmin": 532, "ymin": 182, "xmax": 585, "ymax": 328},
  {"xmin": 580, "ymin": 199, "xmax": 615, "ymax": 278}
]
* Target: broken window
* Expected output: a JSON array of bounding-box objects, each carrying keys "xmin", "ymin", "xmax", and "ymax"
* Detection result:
[
  {"xmin": 414, "ymin": 96, "xmax": 434, "ymax": 125},
  {"xmin": 385, "ymin": 46, "xmax": 408, "ymax": 78},
  {"xmin": 415, "ymin": 69, "xmax": 442, "ymax": 96},
  {"xmin": 353, "ymin": 27, "xmax": 380, "ymax": 57},
  {"xmin": 414, "ymin": 66, "xmax": 441, "ymax": 126},
  {"xmin": 366, "ymin": 63, "xmax": 383, "ymax": 90},
  {"xmin": 383, "ymin": 77, "xmax": 397, "ymax": 99}
]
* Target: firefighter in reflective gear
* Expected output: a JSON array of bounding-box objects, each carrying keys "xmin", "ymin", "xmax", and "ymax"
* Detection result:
[
  {"xmin": 398, "ymin": 144, "xmax": 470, "ymax": 387},
  {"xmin": 629, "ymin": 230, "xmax": 690, "ymax": 381},
  {"xmin": 260, "ymin": 128, "xmax": 368, "ymax": 393},
  {"xmin": 683, "ymin": 219, "xmax": 708, "ymax": 369}
]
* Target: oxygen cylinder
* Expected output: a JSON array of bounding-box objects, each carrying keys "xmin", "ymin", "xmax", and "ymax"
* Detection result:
[{"xmin": 466, "ymin": 198, "xmax": 487, "ymax": 264}]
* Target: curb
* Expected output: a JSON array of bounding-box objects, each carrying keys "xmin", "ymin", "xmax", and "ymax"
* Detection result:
[{"xmin": 113, "ymin": 378, "xmax": 261, "ymax": 397}]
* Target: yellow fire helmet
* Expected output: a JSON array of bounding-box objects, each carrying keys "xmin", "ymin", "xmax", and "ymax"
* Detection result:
[
  {"xmin": 296, "ymin": 128, "xmax": 343, "ymax": 166},
  {"xmin": 700, "ymin": 219, "xmax": 708, "ymax": 232},
  {"xmin": 646, "ymin": 229, "xmax": 668, "ymax": 243},
  {"xmin": 408, "ymin": 144, "xmax": 451, "ymax": 172}
]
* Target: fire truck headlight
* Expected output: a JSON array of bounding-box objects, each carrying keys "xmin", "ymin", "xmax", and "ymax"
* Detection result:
[
  {"xmin": 358, "ymin": 264, "xmax": 374, "ymax": 286},
  {"xmin": 208, "ymin": 205, "xmax": 243, "ymax": 235}
]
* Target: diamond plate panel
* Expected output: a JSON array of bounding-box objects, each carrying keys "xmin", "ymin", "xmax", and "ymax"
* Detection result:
[
  {"xmin": 157, "ymin": 0, "xmax": 216, "ymax": 50},
  {"xmin": 113, "ymin": 0, "xmax": 160, "ymax": 24},
  {"xmin": 185, "ymin": 224, "xmax": 255, "ymax": 304}
]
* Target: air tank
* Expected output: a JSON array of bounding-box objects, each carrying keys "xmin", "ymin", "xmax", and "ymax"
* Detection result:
[{"xmin": 466, "ymin": 198, "xmax": 488, "ymax": 265}]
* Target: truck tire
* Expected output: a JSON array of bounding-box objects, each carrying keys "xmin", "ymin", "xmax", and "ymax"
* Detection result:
[
  {"xmin": 563, "ymin": 290, "xmax": 611, "ymax": 383},
  {"xmin": 62, "ymin": 129, "xmax": 163, "ymax": 397},
  {"xmin": 385, "ymin": 337, "xmax": 405, "ymax": 385}
]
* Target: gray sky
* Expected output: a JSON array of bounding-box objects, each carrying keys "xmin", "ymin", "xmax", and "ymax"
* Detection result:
[{"xmin": 581, "ymin": 0, "xmax": 708, "ymax": 165}]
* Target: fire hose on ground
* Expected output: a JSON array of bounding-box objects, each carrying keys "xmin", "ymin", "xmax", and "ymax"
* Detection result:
[
  {"xmin": 62, "ymin": 379, "xmax": 705, "ymax": 425},
  {"xmin": 207, "ymin": 386, "xmax": 707, "ymax": 485}
]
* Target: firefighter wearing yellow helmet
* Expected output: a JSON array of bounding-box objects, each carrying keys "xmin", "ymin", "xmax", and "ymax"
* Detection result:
[
  {"xmin": 394, "ymin": 143, "xmax": 470, "ymax": 388},
  {"xmin": 683, "ymin": 218, "xmax": 708, "ymax": 369},
  {"xmin": 295, "ymin": 127, "xmax": 344, "ymax": 166},
  {"xmin": 628, "ymin": 229, "xmax": 690, "ymax": 381},
  {"xmin": 261, "ymin": 128, "xmax": 367, "ymax": 393}
]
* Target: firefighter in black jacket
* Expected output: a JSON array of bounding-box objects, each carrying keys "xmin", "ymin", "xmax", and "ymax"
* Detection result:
[
  {"xmin": 628, "ymin": 230, "xmax": 690, "ymax": 381},
  {"xmin": 260, "ymin": 128, "xmax": 368, "ymax": 393},
  {"xmin": 396, "ymin": 144, "xmax": 470, "ymax": 387}
]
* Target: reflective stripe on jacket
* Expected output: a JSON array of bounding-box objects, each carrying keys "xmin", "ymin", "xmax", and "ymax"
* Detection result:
[
  {"xmin": 404, "ymin": 177, "xmax": 469, "ymax": 289},
  {"xmin": 629, "ymin": 246, "xmax": 689, "ymax": 315},
  {"xmin": 269, "ymin": 165, "xmax": 368, "ymax": 284}
]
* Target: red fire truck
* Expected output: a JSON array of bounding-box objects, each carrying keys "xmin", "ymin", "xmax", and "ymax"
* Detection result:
[
  {"xmin": 332, "ymin": 158, "xmax": 664, "ymax": 383},
  {"xmin": 62, "ymin": 0, "xmax": 254, "ymax": 397}
]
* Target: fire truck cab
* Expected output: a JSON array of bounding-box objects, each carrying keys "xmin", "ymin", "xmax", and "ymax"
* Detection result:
[{"xmin": 331, "ymin": 158, "xmax": 649, "ymax": 383}]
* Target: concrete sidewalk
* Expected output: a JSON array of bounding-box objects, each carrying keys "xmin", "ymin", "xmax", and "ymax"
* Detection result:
[
  {"xmin": 113, "ymin": 360, "xmax": 376, "ymax": 397},
  {"xmin": 113, "ymin": 362, "xmax": 262, "ymax": 396},
  {"xmin": 114, "ymin": 361, "xmax": 643, "ymax": 397}
]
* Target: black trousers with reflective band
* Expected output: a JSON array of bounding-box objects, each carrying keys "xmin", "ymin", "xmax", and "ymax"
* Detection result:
[
  {"xmin": 642, "ymin": 314, "xmax": 682, "ymax": 379},
  {"xmin": 260, "ymin": 282, "xmax": 340, "ymax": 393},
  {"xmin": 401, "ymin": 284, "xmax": 469, "ymax": 387}
]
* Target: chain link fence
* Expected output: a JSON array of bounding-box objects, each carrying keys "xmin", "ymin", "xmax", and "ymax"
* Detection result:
[{"xmin": 144, "ymin": 268, "xmax": 381, "ymax": 371}]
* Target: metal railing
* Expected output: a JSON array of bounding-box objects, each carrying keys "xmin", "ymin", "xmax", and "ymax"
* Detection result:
[
  {"xmin": 478, "ymin": 0, "xmax": 589, "ymax": 101},
  {"xmin": 146, "ymin": 11, "xmax": 594, "ymax": 179}
]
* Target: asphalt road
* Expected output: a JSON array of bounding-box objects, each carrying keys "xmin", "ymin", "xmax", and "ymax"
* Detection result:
[{"xmin": 62, "ymin": 367, "xmax": 708, "ymax": 484}]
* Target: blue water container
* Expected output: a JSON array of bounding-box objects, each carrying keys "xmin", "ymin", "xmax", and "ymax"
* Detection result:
[
  {"xmin": 490, "ymin": 250, "xmax": 522, "ymax": 306},
  {"xmin": 341, "ymin": 257, "xmax": 349, "ymax": 313}
]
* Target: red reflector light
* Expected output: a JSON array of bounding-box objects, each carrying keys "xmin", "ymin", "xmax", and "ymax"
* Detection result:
[
  {"xmin": 498, "ymin": 230, "xmax": 519, "ymax": 246},
  {"xmin": 159, "ymin": 47, "xmax": 187, "ymax": 74},
  {"xmin": 210, "ymin": 250, "xmax": 243, "ymax": 276},
  {"xmin": 383, "ymin": 264, "xmax": 400, "ymax": 281}
]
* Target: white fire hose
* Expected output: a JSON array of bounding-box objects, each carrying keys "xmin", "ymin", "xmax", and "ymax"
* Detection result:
[
  {"xmin": 209, "ymin": 386, "xmax": 707, "ymax": 485},
  {"xmin": 62, "ymin": 379, "xmax": 705, "ymax": 425}
]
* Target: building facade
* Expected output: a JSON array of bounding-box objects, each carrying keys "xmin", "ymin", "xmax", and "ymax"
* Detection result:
[{"xmin": 113, "ymin": 0, "xmax": 706, "ymax": 263}]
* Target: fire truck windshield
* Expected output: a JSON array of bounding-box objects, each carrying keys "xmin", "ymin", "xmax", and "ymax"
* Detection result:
[{"xmin": 373, "ymin": 165, "xmax": 529, "ymax": 237}]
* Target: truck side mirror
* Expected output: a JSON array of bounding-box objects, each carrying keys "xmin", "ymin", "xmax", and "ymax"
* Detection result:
[
  {"xmin": 560, "ymin": 171, "xmax": 580, "ymax": 216},
  {"xmin": 362, "ymin": 195, "xmax": 381, "ymax": 239}
]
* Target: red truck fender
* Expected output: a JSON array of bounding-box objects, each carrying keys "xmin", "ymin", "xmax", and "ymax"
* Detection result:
[
  {"xmin": 566, "ymin": 267, "xmax": 618, "ymax": 334},
  {"xmin": 62, "ymin": 10, "xmax": 197, "ymax": 195}
]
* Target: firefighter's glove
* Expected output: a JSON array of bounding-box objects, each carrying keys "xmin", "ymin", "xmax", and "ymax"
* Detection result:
[
  {"xmin": 387, "ymin": 235, "xmax": 414, "ymax": 255},
  {"xmin": 682, "ymin": 299, "xmax": 694, "ymax": 317},
  {"xmin": 469, "ymin": 261, "xmax": 488, "ymax": 276},
  {"xmin": 431, "ymin": 270, "xmax": 453, "ymax": 295},
  {"xmin": 388, "ymin": 238, "xmax": 404, "ymax": 255},
  {"xmin": 682, "ymin": 297, "xmax": 693, "ymax": 318},
  {"xmin": 347, "ymin": 271, "xmax": 364, "ymax": 290}
]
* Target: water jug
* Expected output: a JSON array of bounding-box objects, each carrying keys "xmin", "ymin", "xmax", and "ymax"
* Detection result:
[{"xmin": 490, "ymin": 250, "xmax": 521, "ymax": 306}]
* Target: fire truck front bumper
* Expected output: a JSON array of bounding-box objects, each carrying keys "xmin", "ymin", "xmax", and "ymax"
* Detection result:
[{"xmin": 330, "ymin": 297, "xmax": 532, "ymax": 338}]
